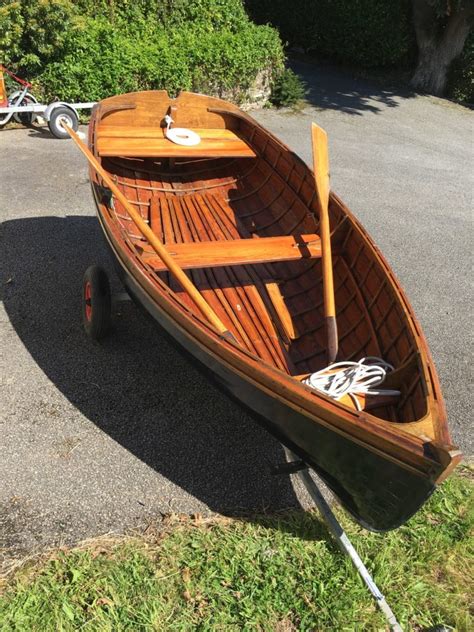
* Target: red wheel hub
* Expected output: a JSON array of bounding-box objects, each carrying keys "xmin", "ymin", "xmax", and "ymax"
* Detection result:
[{"xmin": 84, "ymin": 281, "xmax": 92, "ymax": 321}]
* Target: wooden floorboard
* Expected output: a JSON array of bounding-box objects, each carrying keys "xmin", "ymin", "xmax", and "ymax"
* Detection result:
[{"xmin": 114, "ymin": 166, "xmax": 325, "ymax": 374}]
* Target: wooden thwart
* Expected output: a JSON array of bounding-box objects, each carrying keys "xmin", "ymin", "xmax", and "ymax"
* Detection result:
[
  {"xmin": 96, "ymin": 126, "xmax": 256, "ymax": 158},
  {"xmin": 140, "ymin": 232, "xmax": 323, "ymax": 271}
]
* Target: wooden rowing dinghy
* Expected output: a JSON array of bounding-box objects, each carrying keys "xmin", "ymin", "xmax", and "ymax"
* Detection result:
[{"xmin": 80, "ymin": 90, "xmax": 460, "ymax": 531}]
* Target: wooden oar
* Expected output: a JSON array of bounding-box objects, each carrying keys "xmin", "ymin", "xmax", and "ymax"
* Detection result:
[
  {"xmin": 311, "ymin": 122, "xmax": 338, "ymax": 363},
  {"xmin": 62, "ymin": 123, "xmax": 236, "ymax": 342}
]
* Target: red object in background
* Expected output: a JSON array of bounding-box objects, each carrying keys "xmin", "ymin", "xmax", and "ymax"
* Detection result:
[
  {"xmin": 0, "ymin": 65, "xmax": 32, "ymax": 89},
  {"xmin": 0, "ymin": 65, "xmax": 33, "ymax": 109},
  {"xmin": 0, "ymin": 70, "xmax": 8, "ymax": 107}
]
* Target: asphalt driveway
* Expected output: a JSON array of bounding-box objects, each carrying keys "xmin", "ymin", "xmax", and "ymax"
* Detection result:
[{"xmin": 1, "ymin": 61, "xmax": 472, "ymax": 563}]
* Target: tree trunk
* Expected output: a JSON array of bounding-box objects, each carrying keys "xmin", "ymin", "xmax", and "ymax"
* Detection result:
[{"xmin": 411, "ymin": 0, "xmax": 473, "ymax": 96}]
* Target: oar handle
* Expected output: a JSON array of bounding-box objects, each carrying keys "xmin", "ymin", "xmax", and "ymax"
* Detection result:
[{"xmin": 62, "ymin": 122, "xmax": 236, "ymax": 342}]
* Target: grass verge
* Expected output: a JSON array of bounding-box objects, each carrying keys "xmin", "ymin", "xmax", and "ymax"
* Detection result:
[{"xmin": 0, "ymin": 469, "xmax": 472, "ymax": 631}]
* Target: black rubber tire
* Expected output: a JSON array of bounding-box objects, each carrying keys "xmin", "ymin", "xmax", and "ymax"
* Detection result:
[
  {"xmin": 12, "ymin": 93, "xmax": 37, "ymax": 125},
  {"xmin": 48, "ymin": 105, "xmax": 79, "ymax": 139},
  {"xmin": 82, "ymin": 266, "xmax": 112, "ymax": 341}
]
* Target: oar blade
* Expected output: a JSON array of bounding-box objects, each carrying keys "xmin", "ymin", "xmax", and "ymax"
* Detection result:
[
  {"xmin": 311, "ymin": 122, "xmax": 330, "ymax": 214},
  {"xmin": 311, "ymin": 122, "xmax": 338, "ymax": 363}
]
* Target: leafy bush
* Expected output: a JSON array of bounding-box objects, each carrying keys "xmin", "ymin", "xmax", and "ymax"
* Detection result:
[
  {"xmin": 35, "ymin": 21, "xmax": 283, "ymax": 103},
  {"xmin": 0, "ymin": 0, "xmax": 285, "ymax": 105},
  {"xmin": 270, "ymin": 69, "xmax": 306, "ymax": 107},
  {"xmin": 73, "ymin": 0, "xmax": 251, "ymax": 32},
  {"xmin": 0, "ymin": 0, "xmax": 82, "ymax": 71},
  {"xmin": 246, "ymin": 0, "xmax": 417, "ymax": 69},
  {"xmin": 0, "ymin": 1, "xmax": 24, "ymax": 64}
]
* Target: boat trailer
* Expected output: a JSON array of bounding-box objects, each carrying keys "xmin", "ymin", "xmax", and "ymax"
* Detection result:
[{"xmin": 0, "ymin": 65, "xmax": 95, "ymax": 138}]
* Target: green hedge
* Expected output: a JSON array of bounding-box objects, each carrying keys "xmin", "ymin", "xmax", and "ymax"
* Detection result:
[
  {"xmin": 246, "ymin": 0, "xmax": 416, "ymax": 68},
  {"xmin": 0, "ymin": 0, "xmax": 284, "ymax": 104},
  {"xmin": 37, "ymin": 20, "xmax": 283, "ymax": 103},
  {"xmin": 71, "ymin": 0, "xmax": 252, "ymax": 32},
  {"xmin": 246, "ymin": 0, "xmax": 472, "ymax": 103}
]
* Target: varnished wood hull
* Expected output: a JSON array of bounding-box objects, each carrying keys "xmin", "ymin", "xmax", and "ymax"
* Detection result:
[
  {"xmin": 86, "ymin": 90, "xmax": 461, "ymax": 531},
  {"xmin": 106, "ymin": 228, "xmax": 434, "ymax": 531}
]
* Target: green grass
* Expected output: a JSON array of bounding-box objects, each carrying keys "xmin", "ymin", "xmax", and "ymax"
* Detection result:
[{"xmin": 1, "ymin": 470, "xmax": 472, "ymax": 631}]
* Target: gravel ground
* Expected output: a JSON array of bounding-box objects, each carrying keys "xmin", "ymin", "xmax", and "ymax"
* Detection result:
[{"xmin": 1, "ymin": 61, "xmax": 472, "ymax": 562}]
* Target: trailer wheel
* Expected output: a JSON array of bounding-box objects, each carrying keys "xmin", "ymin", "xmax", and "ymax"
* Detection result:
[
  {"xmin": 82, "ymin": 266, "xmax": 111, "ymax": 341},
  {"xmin": 48, "ymin": 106, "xmax": 78, "ymax": 139},
  {"xmin": 12, "ymin": 93, "xmax": 38, "ymax": 125}
]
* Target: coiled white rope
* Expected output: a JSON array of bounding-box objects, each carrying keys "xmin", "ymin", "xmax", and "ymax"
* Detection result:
[
  {"xmin": 164, "ymin": 114, "xmax": 201, "ymax": 146},
  {"xmin": 303, "ymin": 356, "xmax": 400, "ymax": 411}
]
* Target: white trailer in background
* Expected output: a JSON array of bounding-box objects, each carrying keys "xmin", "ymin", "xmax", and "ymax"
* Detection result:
[{"xmin": 0, "ymin": 65, "xmax": 95, "ymax": 138}]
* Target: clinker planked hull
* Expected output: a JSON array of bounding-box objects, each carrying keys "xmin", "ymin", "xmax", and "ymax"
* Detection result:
[
  {"xmin": 85, "ymin": 90, "xmax": 460, "ymax": 531},
  {"xmin": 108, "ymin": 234, "xmax": 434, "ymax": 531}
]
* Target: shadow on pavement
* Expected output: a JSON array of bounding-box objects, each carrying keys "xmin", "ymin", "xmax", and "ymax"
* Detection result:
[
  {"xmin": 26, "ymin": 126, "xmax": 60, "ymax": 139},
  {"xmin": 1, "ymin": 215, "xmax": 302, "ymax": 517},
  {"xmin": 290, "ymin": 58, "xmax": 415, "ymax": 115}
]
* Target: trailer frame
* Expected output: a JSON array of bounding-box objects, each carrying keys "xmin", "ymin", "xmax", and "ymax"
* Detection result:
[{"xmin": 0, "ymin": 65, "xmax": 95, "ymax": 137}]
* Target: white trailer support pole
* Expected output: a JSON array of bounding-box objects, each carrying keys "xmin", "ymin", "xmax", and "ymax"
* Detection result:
[{"xmin": 283, "ymin": 447, "xmax": 403, "ymax": 632}]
